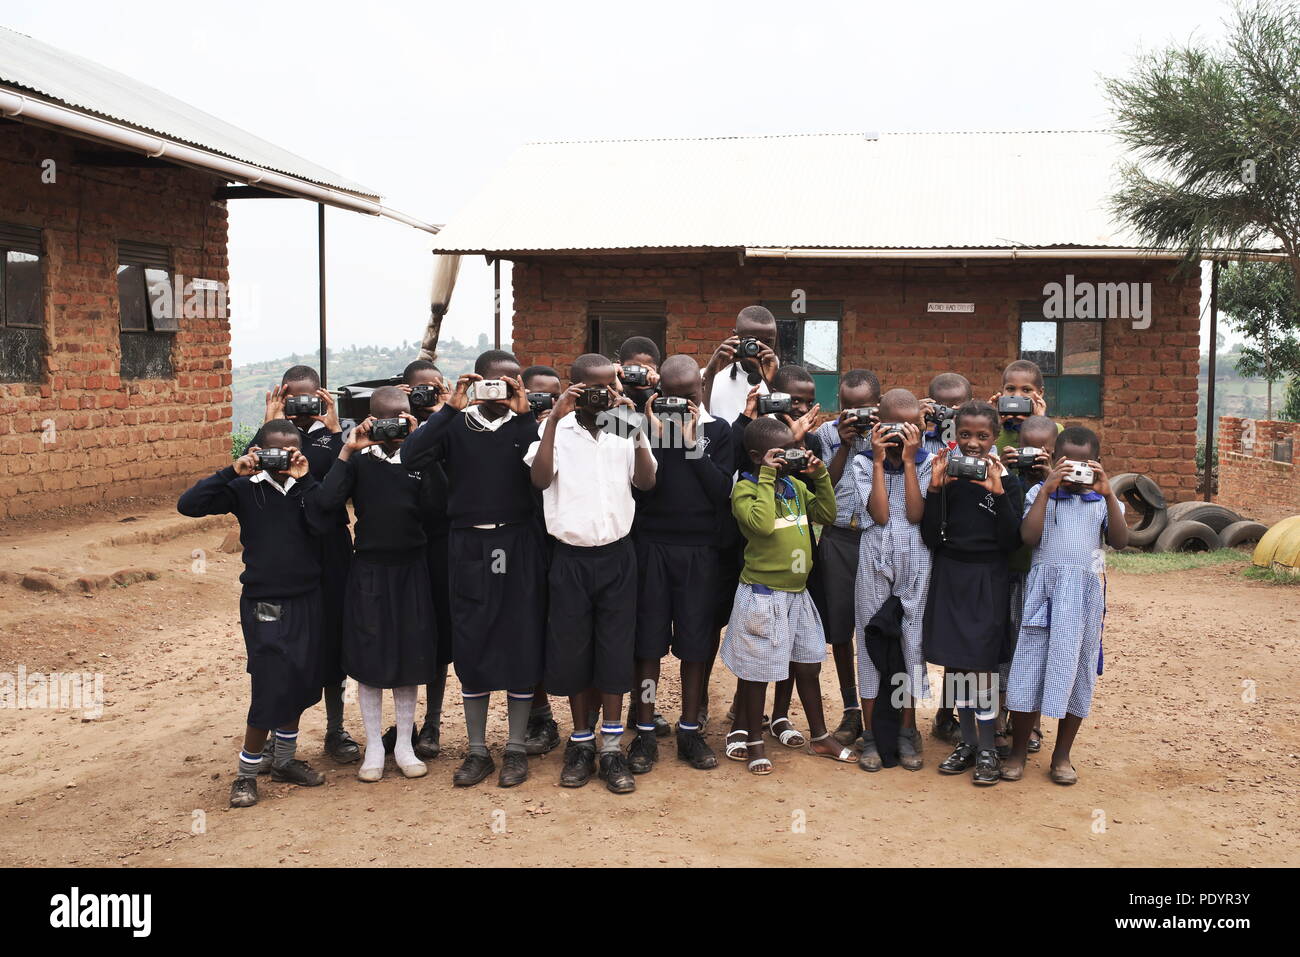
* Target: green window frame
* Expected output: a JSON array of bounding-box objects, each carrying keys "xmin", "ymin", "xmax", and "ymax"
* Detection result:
[
  {"xmin": 1018, "ymin": 302, "xmax": 1102, "ymax": 417},
  {"xmin": 762, "ymin": 299, "xmax": 842, "ymax": 410}
]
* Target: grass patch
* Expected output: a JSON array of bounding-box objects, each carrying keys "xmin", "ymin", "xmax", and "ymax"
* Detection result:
[
  {"xmin": 1107, "ymin": 548, "xmax": 1252, "ymax": 574},
  {"xmin": 1242, "ymin": 565, "xmax": 1300, "ymax": 585}
]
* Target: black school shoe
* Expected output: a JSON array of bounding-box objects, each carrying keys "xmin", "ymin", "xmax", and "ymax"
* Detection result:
[
  {"xmin": 598, "ymin": 752, "xmax": 636, "ymax": 794},
  {"xmin": 938, "ymin": 743, "xmax": 977, "ymax": 775},
  {"xmin": 932, "ymin": 710, "xmax": 962, "ymax": 746},
  {"xmin": 524, "ymin": 714, "xmax": 560, "ymax": 756},
  {"xmin": 257, "ymin": 740, "xmax": 273, "ymax": 775},
  {"xmin": 627, "ymin": 730, "xmax": 658, "ymax": 774},
  {"xmin": 270, "ymin": 759, "xmax": 326, "ymax": 786},
  {"xmin": 453, "ymin": 752, "xmax": 496, "ymax": 788},
  {"xmin": 833, "ymin": 709, "xmax": 864, "ymax": 748},
  {"xmin": 498, "ymin": 750, "xmax": 529, "ymax": 788},
  {"xmin": 381, "ymin": 724, "xmax": 419, "ymax": 755},
  {"xmin": 676, "ymin": 728, "xmax": 718, "ymax": 769},
  {"xmin": 973, "ymin": 749, "xmax": 1001, "ymax": 785},
  {"xmin": 229, "ymin": 776, "xmax": 258, "ymax": 808},
  {"xmin": 559, "ymin": 741, "xmax": 596, "ymax": 788},
  {"xmin": 415, "ymin": 720, "xmax": 441, "ymax": 760},
  {"xmin": 652, "ymin": 713, "xmax": 672, "ymax": 738},
  {"xmin": 324, "ymin": 728, "xmax": 361, "ymax": 764}
]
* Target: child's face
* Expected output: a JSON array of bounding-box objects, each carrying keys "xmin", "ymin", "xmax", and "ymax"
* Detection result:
[
  {"xmin": 661, "ymin": 373, "xmax": 701, "ymax": 405},
  {"xmin": 262, "ymin": 432, "xmax": 302, "ymax": 482},
  {"xmin": 625, "ymin": 352, "xmax": 658, "ymax": 373},
  {"xmin": 1056, "ymin": 440, "xmax": 1096, "ymax": 493},
  {"xmin": 747, "ymin": 429, "xmax": 796, "ymax": 468},
  {"xmin": 840, "ymin": 382, "xmax": 878, "ymax": 411},
  {"xmin": 1018, "ymin": 428, "xmax": 1056, "ymax": 479},
  {"xmin": 575, "ymin": 364, "xmax": 618, "ymax": 420},
  {"xmin": 479, "ymin": 360, "xmax": 521, "ymax": 417},
  {"xmin": 1001, "ymin": 369, "xmax": 1041, "ymax": 430},
  {"xmin": 284, "ymin": 377, "xmax": 319, "ymax": 429},
  {"xmin": 370, "ymin": 397, "xmax": 412, "ymax": 453},
  {"xmin": 407, "ymin": 368, "xmax": 445, "ymax": 421},
  {"xmin": 954, "ymin": 414, "xmax": 996, "ymax": 457},
  {"xmin": 733, "ymin": 321, "xmax": 777, "ymax": 375},
  {"xmin": 931, "ymin": 384, "xmax": 970, "ymax": 410},
  {"xmin": 784, "ymin": 380, "xmax": 816, "ymax": 419},
  {"xmin": 524, "ymin": 373, "xmax": 561, "ymax": 398}
]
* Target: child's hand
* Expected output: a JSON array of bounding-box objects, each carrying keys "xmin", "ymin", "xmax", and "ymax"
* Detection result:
[
  {"xmin": 397, "ymin": 412, "xmax": 420, "ymax": 435},
  {"xmin": 929, "ymin": 449, "xmax": 949, "ymax": 490},
  {"xmin": 900, "ymin": 422, "xmax": 922, "ymax": 457},
  {"xmin": 869, "ymin": 422, "xmax": 891, "ymax": 458},
  {"xmin": 447, "ymin": 373, "xmax": 480, "ymax": 411},
  {"xmin": 917, "ymin": 397, "xmax": 935, "ymax": 430},
  {"xmin": 506, "ymin": 376, "xmax": 531, "ymax": 415},
  {"xmin": 705, "ymin": 337, "xmax": 739, "ymax": 376},
  {"xmin": 802, "ymin": 450, "xmax": 825, "ymax": 475},
  {"xmin": 836, "ymin": 411, "xmax": 862, "ymax": 444},
  {"xmin": 314, "ymin": 388, "xmax": 341, "ymax": 432},
  {"xmin": 757, "ymin": 342, "xmax": 779, "ymax": 382},
  {"xmin": 233, "ymin": 446, "xmax": 261, "ymax": 476},
  {"xmin": 761, "ymin": 447, "xmax": 786, "ymax": 471},
  {"xmin": 682, "ymin": 400, "xmax": 702, "ymax": 446},
  {"xmin": 987, "ymin": 390, "xmax": 1002, "ymax": 407},
  {"xmin": 264, "ymin": 386, "xmax": 286, "ymax": 422},
  {"xmin": 1088, "ymin": 460, "xmax": 1111, "ymax": 495},
  {"xmin": 973, "ymin": 454, "xmax": 1004, "ymax": 494},
  {"xmin": 789, "ymin": 403, "xmax": 820, "ymax": 443},
  {"xmin": 999, "ymin": 445, "xmax": 1019, "ymax": 468},
  {"xmin": 642, "ymin": 394, "xmax": 663, "ymax": 439},
  {"xmin": 346, "ymin": 418, "xmax": 379, "ymax": 452},
  {"xmin": 742, "ymin": 384, "xmax": 761, "ymax": 420},
  {"xmin": 1043, "ymin": 457, "xmax": 1072, "ymax": 492},
  {"xmin": 552, "ymin": 384, "xmax": 583, "ymax": 420},
  {"xmin": 1031, "ymin": 390, "xmax": 1047, "ymax": 416},
  {"xmin": 286, "ymin": 449, "xmax": 311, "ymax": 480}
]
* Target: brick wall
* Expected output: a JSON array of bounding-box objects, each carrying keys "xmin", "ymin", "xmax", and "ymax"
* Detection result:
[
  {"xmin": 1216, "ymin": 415, "xmax": 1299, "ymax": 524},
  {"xmin": 0, "ymin": 124, "xmax": 231, "ymax": 520},
  {"xmin": 510, "ymin": 252, "xmax": 1202, "ymax": 498}
]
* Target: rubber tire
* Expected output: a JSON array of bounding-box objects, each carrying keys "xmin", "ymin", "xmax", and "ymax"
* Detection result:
[
  {"xmin": 1219, "ymin": 520, "xmax": 1268, "ymax": 549},
  {"xmin": 1153, "ymin": 519, "xmax": 1222, "ymax": 553},
  {"xmin": 1110, "ymin": 473, "xmax": 1168, "ymax": 548},
  {"xmin": 1165, "ymin": 503, "xmax": 1241, "ymax": 533}
]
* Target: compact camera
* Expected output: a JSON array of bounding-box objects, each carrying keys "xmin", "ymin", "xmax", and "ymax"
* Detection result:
[
  {"xmin": 470, "ymin": 379, "xmax": 510, "ymax": 402},
  {"xmin": 736, "ymin": 337, "xmax": 762, "ymax": 359},
  {"xmin": 283, "ymin": 394, "xmax": 322, "ymax": 417},
  {"xmin": 925, "ymin": 403, "xmax": 956, "ymax": 426},
  {"xmin": 843, "ymin": 407, "xmax": 878, "ymax": 431},
  {"xmin": 408, "ymin": 384, "xmax": 442, "ymax": 410},
  {"xmin": 651, "ymin": 395, "xmax": 689, "ymax": 414},
  {"xmin": 370, "ymin": 417, "xmax": 410, "ymax": 441},
  {"xmin": 255, "ymin": 448, "xmax": 291, "ymax": 472},
  {"xmin": 757, "ymin": 392, "xmax": 793, "ymax": 415},
  {"xmin": 946, "ymin": 454, "xmax": 988, "ymax": 481},
  {"xmin": 778, "ymin": 449, "xmax": 810, "ymax": 473},
  {"xmin": 620, "ymin": 364, "xmax": 650, "ymax": 387},
  {"xmin": 527, "ymin": 392, "xmax": 554, "ymax": 413},
  {"xmin": 1064, "ymin": 460, "xmax": 1095, "ymax": 485},
  {"xmin": 880, "ymin": 423, "xmax": 907, "ymax": 446},
  {"xmin": 997, "ymin": 395, "xmax": 1034, "ymax": 417},
  {"xmin": 1012, "ymin": 447, "xmax": 1046, "ymax": 470},
  {"xmin": 579, "ymin": 386, "xmax": 612, "ymax": 411}
]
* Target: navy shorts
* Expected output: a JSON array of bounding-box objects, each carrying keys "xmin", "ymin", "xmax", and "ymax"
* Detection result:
[{"xmin": 634, "ymin": 538, "xmax": 719, "ymax": 663}]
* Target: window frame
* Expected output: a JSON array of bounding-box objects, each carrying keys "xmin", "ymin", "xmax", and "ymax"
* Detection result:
[
  {"xmin": 1017, "ymin": 301, "xmax": 1104, "ymax": 418},
  {"xmin": 117, "ymin": 240, "xmax": 177, "ymax": 380},
  {"xmin": 0, "ymin": 223, "xmax": 46, "ymax": 383},
  {"xmin": 762, "ymin": 299, "xmax": 843, "ymax": 411},
  {"xmin": 586, "ymin": 300, "xmax": 667, "ymax": 362}
]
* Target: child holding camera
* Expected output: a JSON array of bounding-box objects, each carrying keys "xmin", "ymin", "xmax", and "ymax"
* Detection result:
[
  {"xmin": 851, "ymin": 389, "xmax": 932, "ymax": 772},
  {"xmin": 920, "ymin": 372, "xmax": 972, "ymax": 456},
  {"xmin": 702, "ymin": 304, "xmax": 781, "ymax": 423},
  {"xmin": 258, "ymin": 364, "xmax": 360, "ymax": 764},
  {"xmin": 809, "ymin": 369, "xmax": 881, "ymax": 748},
  {"xmin": 526, "ymin": 353, "xmax": 658, "ymax": 794},
  {"xmin": 723, "ymin": 417, "xmax": 853, "ymax": 774},
  {"xmin": 1001, "ymin": 426, "xmax": 1126, "ymax": 785},
  {"xmin": 921, "ymin": 402, "xmax": 1024, "ymax": 786},
  {"xmin": 177, "ymin": 420, "xmax": 328, "ymax": 808},
  {"xmin": 306, "ymin": 387, "xmax": 439, "ymax": 783}
]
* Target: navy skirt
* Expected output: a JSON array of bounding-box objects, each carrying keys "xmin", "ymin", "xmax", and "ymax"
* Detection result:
[
  {"xmin": 318, "ymin": 525, "xmax": 352, "ymax": 685},
  {"xmin": 239, "ymin": 589, "xmax": 323, "ymax": 730},
  {"xmin": 922, "ymin": 551, "xmax": 1010, "ymax": 672},
  {"xmin": 426, "ymin": 530, "xmax": 454, "ymax": 669},
  {"xmin": 343, "ymin": 554, "xmax": 439, "ymax": 688}
]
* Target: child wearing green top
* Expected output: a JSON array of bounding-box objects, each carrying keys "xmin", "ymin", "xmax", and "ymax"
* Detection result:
[{"xmin": 721, "ymin": 417, "xmax": 857, "ymax": 774}]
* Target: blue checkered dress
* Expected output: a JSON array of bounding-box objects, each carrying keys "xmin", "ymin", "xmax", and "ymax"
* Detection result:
[
  {"xmin": 921, "ymin": 429, "xmax": 950, "ymax": 457},
  {"xmin": 813, "ymin": 419, "xmax": 868, "ymax": 529},
  {"xmin": 851, "ymin": 448, "xmax": 933, "ymax": 702},
  {"xmin": 722, "ymin": 583, "xmax": 826, "ymax": 683},
  {"xmin": 1006, "ymin": 483, "xmax": 1121, "ymax": 719}
]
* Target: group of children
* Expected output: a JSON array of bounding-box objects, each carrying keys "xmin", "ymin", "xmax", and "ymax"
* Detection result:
[{"xmin": 179, "ymin": 304, "xmax": 1125, "ymax": 807}]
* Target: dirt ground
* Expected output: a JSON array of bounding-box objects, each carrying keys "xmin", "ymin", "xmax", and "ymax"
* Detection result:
[{"xmin": 0, "ymin": 496, "xmax": 1296, "ymax": 868}]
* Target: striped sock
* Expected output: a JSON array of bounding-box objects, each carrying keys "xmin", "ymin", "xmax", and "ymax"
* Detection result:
[
  {"xmin": 571, "ymin": 729, "xmax": 595, "ymax": 747},
  {"xmin": 678, "ymin": 721, "xmax": 700, "ymax": 733},
  {"xmin": 506, "ymin": 692, "xmax": 533, "ymax": 754},
  {"xmin": 600, "ymin": 722, "xmax": 624, "ymax": 754},
  {"xmin": 272, "ymin": 729, "xmax": 298, "ymax": 769},
  {"xmin": 237, "ymin": 750, "xmax": 263, "ymax": 779}
]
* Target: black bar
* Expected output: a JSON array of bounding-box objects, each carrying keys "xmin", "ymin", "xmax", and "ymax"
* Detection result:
[
  {"xmin": 318, "ymin": 203, "xmax": 327, "ymax": 390},
  {"xmin": 214, "ymin": 185, "xmax": 295, "ymax": 199},
  {"xmin": 1204, "ymin": 259, "xmax": 1219, "ymax": 502},
  {"xmin": 493, "ymin": 257, "xmax": 501, "ymax": 349}
]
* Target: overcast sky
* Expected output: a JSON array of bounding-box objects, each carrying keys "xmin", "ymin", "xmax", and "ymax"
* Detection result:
[{"xmin": 6, "ymin": 0, "xmax": 1239, "ymax": 367}]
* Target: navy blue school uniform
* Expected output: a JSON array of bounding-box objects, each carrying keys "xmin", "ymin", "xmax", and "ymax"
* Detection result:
[
  {"xmin": 919, "ymin": 467, "xmax": 1024, "ymax": 671},
  {"xmin": 418, "ymin": 457, "xmax": 455, "ymax": 669},
  {"xmin": 306, "ymin": 444, "xmax": 439, "ymax": 689},
  {"xmin": 177, "ymin": 467, "xmax": 324, "ymax": 729},
  {"xmin": 403, "ymin": 405, "xmax": 545, "ymax": 692},
  {"xmin": 633, "ymin": 412, "xmax": 734, "ymax": 662},
  {"xmin": 254, "ymin": 420, "xmax": 351, "ymax": 685}
]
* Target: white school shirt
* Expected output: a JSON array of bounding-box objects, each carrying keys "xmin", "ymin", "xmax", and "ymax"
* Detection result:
[
  {"xmin": 706, "ymin": 364, "xmax": 768, "ymax": 425},
  {"xmin": 523, "ymin": 411, "xmax": 656, "ymax": 547},
  {"xmin": 464, "ymin": 405, "xmax": 516, "ymax": 432},
  {"xmin": 249, "ymin": 470, "xmax": 296, "ymax": 495}
]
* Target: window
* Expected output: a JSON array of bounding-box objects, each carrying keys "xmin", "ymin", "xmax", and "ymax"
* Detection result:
[
  {"xmin": 118, "ymin": 241, "xmax": 177, "ymax": 379},
  {"xmin": 587, "ymin": 301, "xmax": 666, "ymax": 361},
  {"xmin": 0, "ymin": 223, "xmax": 46, "ymax": 383},
  {"xmin": 1018, "ymin": 302, "xmax": 1102, "ymax": 417},
  {"xmin": 763, "ymin": 300, "xmax": 842, "ymax": 410}
]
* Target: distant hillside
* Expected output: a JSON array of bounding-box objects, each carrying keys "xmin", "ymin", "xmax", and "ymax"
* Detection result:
[
  {"xmin": 1198, "ymin": 346, "xmax": 1298, "ymax": 438},
  {"xmin": 231, "ymin": 335, "xmax": 499, "ymax": 431}
]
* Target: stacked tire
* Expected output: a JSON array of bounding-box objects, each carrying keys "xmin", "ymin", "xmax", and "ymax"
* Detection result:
[{"xmin": 1104, "ymin": 473, "xmax": 1267, "ymax": 553}]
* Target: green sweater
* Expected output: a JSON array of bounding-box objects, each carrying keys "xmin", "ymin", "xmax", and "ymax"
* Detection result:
[{"xmin": 732, "ymin": 465, "xmax": 837, "ymax": 592}]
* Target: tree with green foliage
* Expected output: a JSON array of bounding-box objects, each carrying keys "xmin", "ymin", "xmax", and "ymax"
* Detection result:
[
  {"xmin": 1219, "ymin": 260, "xmax": 1300, "ymax": 418},
  {"xmin": 1105, "ymin": 0, "xmax": 1300, "ymax": 294},
  {"xmin": 1281, "ymin": 375, "xmax": 1300, "ymax": 420}
]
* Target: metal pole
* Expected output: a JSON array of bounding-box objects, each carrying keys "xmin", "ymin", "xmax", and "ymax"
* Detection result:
[
  {"xmin": 318, "ymin": 203, "xmax": 327, "ymax": 389},
  {"xmin": 493, "ymin": 257, "xmax": 501, "ymax": 349},
  {"xmin": 1204, "ymin": 259, "xmax": 1219, "ymax": 502}
]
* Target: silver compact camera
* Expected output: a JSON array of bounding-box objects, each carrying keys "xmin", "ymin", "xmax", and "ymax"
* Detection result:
[
  {"xmin": 470, "ymin": 379, "xmax": 510, "ymax": 402},
  {"xmin": 1064, "ymin": 460, "xmax": 1095, "ymax": 485}
]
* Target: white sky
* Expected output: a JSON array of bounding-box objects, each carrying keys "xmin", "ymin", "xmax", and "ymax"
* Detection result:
[{"xmin": 5, "ymin": 0, "xmax": 1241, "ymax": 367}]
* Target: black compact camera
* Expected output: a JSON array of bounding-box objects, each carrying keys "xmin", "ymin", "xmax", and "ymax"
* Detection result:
[
  {"xmin": 255, "ymin": 448, "xmax": 291, "ymax": 472},
  {"xmin": 779, "ymin": 449, "xmax": 809, "ymax": 473},
  {"xmin": 370, "ymin": 417, "xmax": 410, "ymax": 441},
  {"xmin": 283, "ymin": 394, "xmax": 322, "ymax": 417},
  {"xmin": 408, "ymin": 384, "xmax": 442, "ymax": 410},
  {"xmin": 757, "ymin": 392, "xmax": 793, "ymax": 415},
  {"xmin": 946, "ymin": 454, "xmax": 988, "ymax": 481},
  {"xmin": 620, "ymin": 364, "xmax": 650, "ymax": 387},
  {"xmin": 579, "ymin": 386, "xmax": 612, "ymax": 411},
  {"xmin": 843, "ymin": 407, "xmax": 878, "ymax": 431},
  {"xmin": 925, "ymin": 403, "xmax": 956, "ymax": 426},
  {"xmin": 880, "ymin": 423, "xmax": 907, "ymax": 446},
  {"xmin": 651, "ymin": 395, "xmax": 689, "ymax": 414},
  {"xmin": 736, "ymin": 337, "xmax": 762, "ymax": 359},
  {"xmin": 998, "ymin": 395, "xmax": 1034, "ymax": 417},
  {"xmin": 527, "ymin": 392, "xmax": 554, "ymax": 413},
  {"xmin": 1012, "ymin": 447, "xmax": 1046, "ymax": 471}
]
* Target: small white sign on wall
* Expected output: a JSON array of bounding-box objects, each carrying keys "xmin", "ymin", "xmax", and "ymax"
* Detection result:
[{"xmin": 926, "ymin": 302, "xmax": 975, "ymax": 313}]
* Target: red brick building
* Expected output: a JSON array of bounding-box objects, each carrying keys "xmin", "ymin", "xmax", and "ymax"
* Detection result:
[
  {"xmin": 1216, "ymin": 416, "xmax": 1300, "ymax": 525},
  {"xmin": 430, "ymin": 132, "xmax": 1245, "ymax": 500},
  {"xmin": 0, "ymin": 26, "xmax": 434, "ymax": 520}
]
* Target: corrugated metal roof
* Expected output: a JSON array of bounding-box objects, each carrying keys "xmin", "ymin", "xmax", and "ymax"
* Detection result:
[
  {"xmin": 0, "ymin": 25, "xmax": 379, "ymax": 199},
  {"xmin": 429, "ymin": 130, "xmax": 1269, "ymax": 255}
]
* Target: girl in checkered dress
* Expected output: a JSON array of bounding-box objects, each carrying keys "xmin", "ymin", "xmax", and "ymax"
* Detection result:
[
  {"xmin": 1002, "ymin": 426, "xmax": 1128, "ymax": 785},
  {"xmin": 851, "ymin": 389, "xmax": 932, "ymax": 772}
]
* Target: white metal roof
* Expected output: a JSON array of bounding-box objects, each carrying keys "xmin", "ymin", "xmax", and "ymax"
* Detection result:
[
  {"xmin": 428, "ymin": 131, "xmax": 1275, "ymax": 256},
  {"xmin": 0, "ymin": 24, "xmax": 376, "ymax": 199}
]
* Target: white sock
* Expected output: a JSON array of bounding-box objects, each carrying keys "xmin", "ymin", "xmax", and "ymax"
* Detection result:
[
  {"xmin": 359, "ymin": 683, "xmax": 385, "ymax": 775},
  {"xmin": 393, "ymin": 685, "xmax": 420, "ymax": 766}
]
